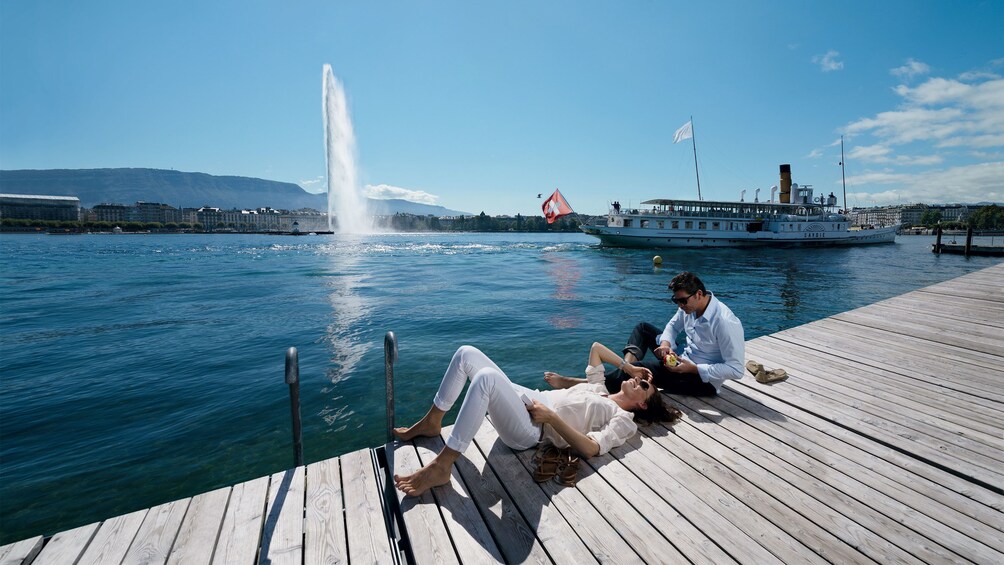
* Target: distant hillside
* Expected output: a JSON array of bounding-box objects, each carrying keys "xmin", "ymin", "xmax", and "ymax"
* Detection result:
[{"xmin": 0, "ymin": 168, "xmax": 470, "ymax": 216}]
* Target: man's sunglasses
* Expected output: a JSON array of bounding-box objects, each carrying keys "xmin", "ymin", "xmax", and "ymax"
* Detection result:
[{"xmin": 671, "ymin": 292, "xmax": 695, "ymax": 305}]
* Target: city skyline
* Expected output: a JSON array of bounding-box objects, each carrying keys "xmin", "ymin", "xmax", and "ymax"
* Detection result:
[{"xmin": 2, "ymin": 1, "xmax": 1002, "ymax": 216}]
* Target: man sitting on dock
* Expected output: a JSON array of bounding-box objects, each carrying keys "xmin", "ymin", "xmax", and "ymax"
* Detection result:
[{"xmin": 546, "ymin": 271, "xmax": 745, "ymax": 396}]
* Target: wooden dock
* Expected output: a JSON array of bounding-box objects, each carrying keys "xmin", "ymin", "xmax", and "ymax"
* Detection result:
[{"xmin": 4, "ymin": 263, "xmax": 1002, "ymax": 564}]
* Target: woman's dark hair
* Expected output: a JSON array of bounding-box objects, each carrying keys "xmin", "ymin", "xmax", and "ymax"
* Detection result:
[
  {"xmin": 668, "ymin": 271, "xmax": 706, "ymax": 295},
  {"xmin": 632, "ymin": 391, "xmax": 682, "ymax": 425}
]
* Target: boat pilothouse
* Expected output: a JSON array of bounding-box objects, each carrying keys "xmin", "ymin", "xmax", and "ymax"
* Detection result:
[{"xmin": 581, "ymin": 163, "xmax": 897, "ymax": 248}]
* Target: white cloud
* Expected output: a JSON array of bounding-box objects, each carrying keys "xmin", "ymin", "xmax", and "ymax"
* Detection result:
[
  {"xmin": 845, "ymin": 162, "xmax": 1004, "ymax": 206},
  {"xmin": 806, "ymin": 148, "xmax": 823, "ymax": 158},
  {"xmin": 364, "ymin": 183, "xmax": 439, "ymax": 204},
  {"xmin": 838, "ymin": 64, "xmax": 1004, "ymax": 206},
  {"xmin": 299, "ymin": 176, "xmax": 325, "ymax": 194},
  {"xmin": 812, "ymin": 50, "xmax": 844, "ymax": 72},
  {"xmin": 890, "ymin": 58, "xmax": 930, "ymax": 80}
]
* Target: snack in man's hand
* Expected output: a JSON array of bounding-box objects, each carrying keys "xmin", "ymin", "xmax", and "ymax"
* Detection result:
[{"xmin": 664, "ymin": 353, "xmax": 680, "ymax": 368}]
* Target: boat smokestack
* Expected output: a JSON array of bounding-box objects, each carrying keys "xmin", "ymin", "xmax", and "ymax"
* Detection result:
[{"xmin": 779, "ymin": 164, "xmax": 792, "ymax": 204}]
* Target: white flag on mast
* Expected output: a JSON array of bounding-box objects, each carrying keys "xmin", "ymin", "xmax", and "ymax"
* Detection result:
[{"xmin": 673, "ymin": 120, "xmax": 693, "ymax": 144}]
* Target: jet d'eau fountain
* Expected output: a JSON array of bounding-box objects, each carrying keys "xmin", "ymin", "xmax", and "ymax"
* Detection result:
[{"xmin": 323, "ymin": 64, "xmax": 370, "ymax": 233}]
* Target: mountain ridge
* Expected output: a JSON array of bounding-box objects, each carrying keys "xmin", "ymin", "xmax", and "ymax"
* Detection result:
[{"xmin": 0, "ymin": 168, "xmax": 471, "ymax": 216}]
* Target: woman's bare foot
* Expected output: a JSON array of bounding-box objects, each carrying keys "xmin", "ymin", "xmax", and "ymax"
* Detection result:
[
  {"xmin": 394, "ymin": 447, "xmax": 460, "ymax": 497},
  {"xmin": 393, "ymin": 406, "xmax": 445, "ymax": 441},
  {"xmin": 544, "ymin": 371, "xmax": 586, "ymax": 389},
  {"xmin": 394, "ymin": 461, "xmax": 453, "ymax": 497},
  {"xmin": 393, "ymin": 419, "xmax": 442, "ymax": 441}
]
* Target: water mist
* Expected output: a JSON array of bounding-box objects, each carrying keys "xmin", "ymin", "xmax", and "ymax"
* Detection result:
[{"xmin": 323, "ymin": 64, "xmax": 369, "ymax": 233}]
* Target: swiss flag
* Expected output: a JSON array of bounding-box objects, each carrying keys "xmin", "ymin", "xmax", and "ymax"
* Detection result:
[{"xmin": 542, "ymin": 189, "xmax": 573, "ymax": 224}]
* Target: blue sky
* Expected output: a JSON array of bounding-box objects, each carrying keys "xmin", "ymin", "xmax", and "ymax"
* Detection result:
[{"xmin": 2, "ymin": 1, "xmax": 1002, "ymax": 216}]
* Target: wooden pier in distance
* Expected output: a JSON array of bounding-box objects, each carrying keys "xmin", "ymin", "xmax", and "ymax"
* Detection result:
[{"xmin": 3, "ymin": 263, "xmax": 1002, "ymax": 564}]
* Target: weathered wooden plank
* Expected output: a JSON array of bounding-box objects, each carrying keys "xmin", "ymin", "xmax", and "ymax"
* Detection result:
[
  {"xmin": 611, "ymin": 428, "xmax": 786, "ymax": 564},
  {"xmin": 392, "ymin": 443, "xmax": 461, "ymax": 565},
  {"xmin": 0, "ymin": 536, "xmax": 43, "ymax": 565},
  {"xmin": 412, "ymin": 435, "xmax": 505, "ymax": 564},
  {"xmin": 122, "ymin": 498, "xmax": 190, "ymax": 564},
  {"xmin": 756, "ymin": 330, "xmax": 1004, "ymax": 426},
  {"xmin": 341, "ymin": 448, "xmax": 394, "ymax": 564},
  {"xmin": 167, "ymin": 486, "xmax": 230, "ymax": 565},
  {"xmin": 470, "ymin": 422, "xmax": 598, "ymax": 564},
  {"xmin": 738, "ymin": 375, "xmax": 1004, "ymax": 486},
  {"xmin": 641, "ymin": 422, "xmax": 862, "ymax": 564},
  {"xmin": 834, "ymin": 309, "xmax": 1004, "ymax": 356},
  {"xmin": 675, "ymin": 394, "xmax": 1003, "ymax": 563},
  {"xmin": 540, "ymin": 431, "xmax": 694, "ymax": 564},
  {"xmin": 725, "ymin": 380, "xmax": 1004, "ymax": 512},
  {"xmin": 697, "ymin": 390, "xmax": 1004, "ymax": 550},
  {"xmin": 802, "ymin": 321, "xmax": 1004, "ymax": 383},
  {"xmin": 581, "ymin": 442, "xmax": 735, "ymax": 564},
  {"xmin": 664, "ymin": 411, "xmax": 914, "ymax": 563},
  {"xmin": 261, "ymin": 467, "xmax": 306, "ymax": 565},
  {"xmin": 77, "ymin": 508, "xmax": 147, "ymax": 565},
  {"xmin": 428, "ymin": 426, "xmax": 550, "ymax": 564},
  {"xmin": 31, "ymin": 523, "xmax": 99, "ymax": 565},
  {"xmin": 747, "ymin": 339, "xmax": 1004, "ymax": 447},
  {"xmin": 305, "ymin": 457, "xmax": 348, "ymax": 565},
  {"xmin": 212, "ymin": 475, "xmax": 269, "ymax": 564},
  {"xmin": 482, "ymin": 422, "xmax": 644, "ymax": 564}
]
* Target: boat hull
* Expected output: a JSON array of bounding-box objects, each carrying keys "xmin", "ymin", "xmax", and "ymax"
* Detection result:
[{"xmin": 580, "ymin": 225, "xmax": 897, "ymax": 248}]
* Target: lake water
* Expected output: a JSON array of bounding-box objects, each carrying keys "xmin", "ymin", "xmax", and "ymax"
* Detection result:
[{"xmin": 1, "ymin": 232, "xmax": 1000, "ymax": 542}]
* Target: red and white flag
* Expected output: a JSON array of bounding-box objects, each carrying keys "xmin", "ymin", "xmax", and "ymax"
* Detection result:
[{"xmin": 542, "ymin": 189, "xmax": 573, "ymax": 224}]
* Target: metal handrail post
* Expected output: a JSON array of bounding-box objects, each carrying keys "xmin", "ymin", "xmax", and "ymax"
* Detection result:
[
  {"xmin": 384, "ymin": 332, "xmax": 398, "ymax": 442},
  {"xmin": 285, "ymin": 347, "xmax": 303, "ymax": 467}
]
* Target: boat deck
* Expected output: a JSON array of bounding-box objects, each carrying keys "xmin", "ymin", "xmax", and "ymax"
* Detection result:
[{"xmin": 3, "ymin": 263, "xmax": 1002, "ymax": 564}]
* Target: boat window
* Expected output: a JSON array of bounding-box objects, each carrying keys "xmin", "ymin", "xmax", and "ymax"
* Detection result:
[
  {"xmin": 657, "ymin": 221, "xmax": 664, "ymax": 229},
  {"xmin": 712, "ymin": 222, "xmax": 720, "ymax": 230},
  {"xmin": 671, "ymin": 221, "xmax": 679, "ymax": 229},
  {"xmin": 641, "ymin": 220, "xmax": 650, "ymax": 228},
  {"xmin": 698, "ymin": 221, "xmax": 707, "ymax": 229},
  {"xmin": 685, "ymin": 221, "xmax": 693, "ymax": 229}
]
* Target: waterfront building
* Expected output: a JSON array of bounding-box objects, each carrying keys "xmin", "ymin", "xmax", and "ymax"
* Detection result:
[
  {"xmin": 91, "ymin": 203, "xmax": 130, "ymax": 223},
  {"xmin": 131, "ymin": 201, "xmax": 182, "ymax": 224},
  {"xmin": 0, "ymin": 193, "xmax": 81, "ymax": 221},
  {"xmin": 848, "ymin": 203, "xmax": 987, "ymax": 227}
]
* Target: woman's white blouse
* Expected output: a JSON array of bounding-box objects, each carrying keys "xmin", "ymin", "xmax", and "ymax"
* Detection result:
[{"xmin": 541, "ymin": 364, "xmax": 638, "ymax": 455}]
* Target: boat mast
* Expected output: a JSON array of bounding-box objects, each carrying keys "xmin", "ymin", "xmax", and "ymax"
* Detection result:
[
  {"xmin": 840, "ymin": 135, "xmax": 847, "ymax": 212},
  {"xmin": 691, "ymin": 115, "xmax": 702, "ymax": 201}
]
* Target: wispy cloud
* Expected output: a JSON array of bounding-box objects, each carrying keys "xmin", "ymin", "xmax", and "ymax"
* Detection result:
[
  {"xmin": 839, "ymin": 62, "xmax": 1004, "ymax": 205},
  {"xmin": 845, "ymin": 162, "xmax": 1004, "ymax": 205},
  {"xmin": 812, "ymin": 50, "xmax": 844, "ymax": 72},
  {"xmin": 890, "ymin": 58, "xmax": 930, "ymax": 80},
  {"xmin": 806, "ymin": 148, "xmax": 823, "ymax": 158},
  {"xmin": 364, "ymin": 183, "xmax": 439, "ymax": 204},
  {"xmin": 299, "ymin": 176, "xmax": 326, "ymax": 194}
]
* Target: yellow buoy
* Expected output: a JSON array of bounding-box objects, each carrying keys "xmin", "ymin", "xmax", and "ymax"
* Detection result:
[{"xmin": 653, "ymin": 255, "xmax": 663, "ymax": 266}]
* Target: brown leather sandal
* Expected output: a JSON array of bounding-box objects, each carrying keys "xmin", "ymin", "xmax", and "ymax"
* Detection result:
[
  {"xmin": 554, "ymin": 449, "xmax": 580, "ymax": 487},
  {"xmin": 532, "ymin": 444, "xmax": 562, "ymax": 483}
]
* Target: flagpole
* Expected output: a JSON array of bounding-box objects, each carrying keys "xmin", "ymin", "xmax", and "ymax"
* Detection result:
[
  {"xmin": 691, "ymin": 115, "xmax": 702, "ymax": 201},
  {"xmin": 840, "ymin": 135, "xmax": 847, "ymax": 213}
]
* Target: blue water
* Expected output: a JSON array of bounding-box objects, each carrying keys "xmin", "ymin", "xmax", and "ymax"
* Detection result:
[{"xmin": 0, "ymin": 232, "xmax": 1000, "ymax": 542}]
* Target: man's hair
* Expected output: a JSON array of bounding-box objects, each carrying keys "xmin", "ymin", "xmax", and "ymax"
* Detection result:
[
  {"xmin": 669, "ymin": 271, "xmax": 706, "ymax": 295},
  {"xmin": 632, "ymin": 391, "xmax": 682, "ymax": 425}
]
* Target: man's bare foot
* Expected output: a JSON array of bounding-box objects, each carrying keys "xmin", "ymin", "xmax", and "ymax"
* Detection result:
[
  {"xmin": 393, "ymin": 419, "xmax": 442, "ymax": 441},
  {"xmin": 394, "ymin": 461, "xmax": 453, "ymax": 497},
  {"xmin": 543, "ymin": 371, "xmax": 586, "ymax": 390}
]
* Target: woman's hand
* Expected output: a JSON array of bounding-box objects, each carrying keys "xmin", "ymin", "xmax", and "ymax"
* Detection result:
[
  {"xmin": 526, "ymin": 400, "xmax": 556, "ymax": 425},
  {"xmin": 623, "ymin": 363, "xmax": 653, "ymax": 381}
]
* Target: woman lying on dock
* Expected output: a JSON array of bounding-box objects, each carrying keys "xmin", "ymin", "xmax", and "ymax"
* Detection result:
[{"xmin": 393, "ymin": 343, "xmax": 680, "ymax": 496}]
